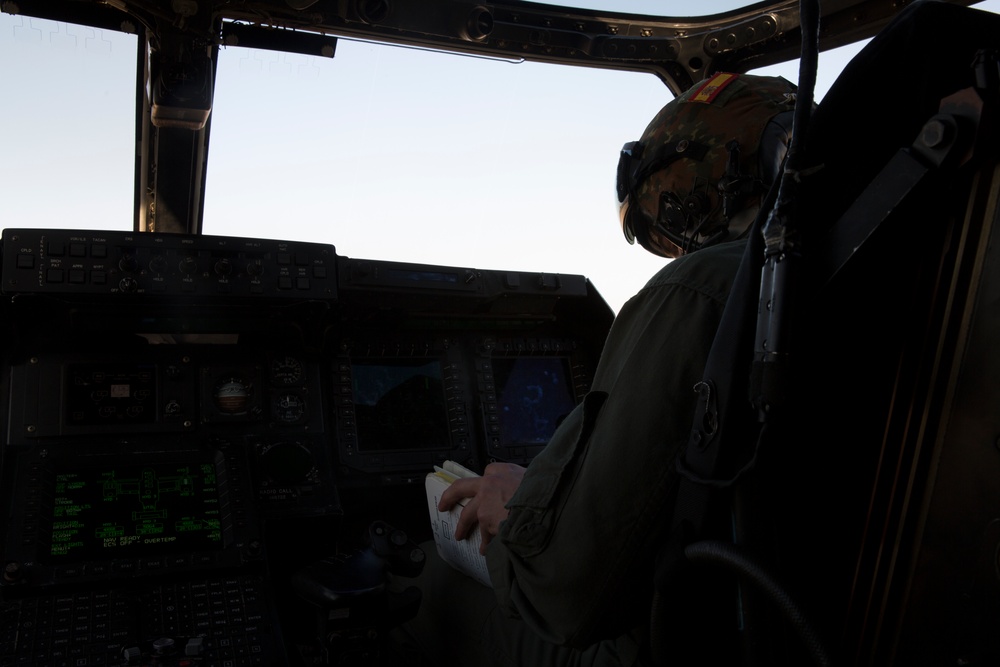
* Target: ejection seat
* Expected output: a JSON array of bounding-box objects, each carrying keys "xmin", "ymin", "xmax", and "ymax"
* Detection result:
[{"xmin": 654, "ymin": 3, "xmax": 1000, "ymax": 666}]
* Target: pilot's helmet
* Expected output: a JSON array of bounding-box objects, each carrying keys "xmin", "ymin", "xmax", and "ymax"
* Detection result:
[{"xmin": 616, "ymin": 72, "xmax": 797, "ymax": 258}]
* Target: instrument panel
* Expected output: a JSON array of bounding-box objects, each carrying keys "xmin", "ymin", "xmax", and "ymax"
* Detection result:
[
  {"xmin": 0, "ymin": 229, "xmax": 612, "ymax": 592},
  {"xmin": 0, "ymin": 228, "xmax": 614, "ymax": 665}
]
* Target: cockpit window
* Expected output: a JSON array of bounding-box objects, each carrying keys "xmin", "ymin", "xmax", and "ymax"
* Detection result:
[
  {"xmin": 1, "ymin": 14, "xmax": 135, "ymax": 232},
  {"xmin": 6, "ymin": 1, "xmax": 1000, "ymax": 310},
  {"xmin": 203, "ymin": 38, "xmax": 673, "ymax": 313},
  {"xmin": 1, "ymin": 12, "xmax": 676, "ymax": 311}
]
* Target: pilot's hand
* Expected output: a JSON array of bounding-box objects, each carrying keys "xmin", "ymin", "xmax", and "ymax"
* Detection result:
[{"xmin": 438, "ymin": 462, "xmax": 526, "ymax": 554}]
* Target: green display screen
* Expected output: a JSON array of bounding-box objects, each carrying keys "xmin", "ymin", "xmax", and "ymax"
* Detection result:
[{"xmin": 48, "ymin": 458, "xmax": 224, "ymax": 562}]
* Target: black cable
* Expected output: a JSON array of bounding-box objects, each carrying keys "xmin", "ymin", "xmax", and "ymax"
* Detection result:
[
  {"xmin": 762, "ymin": 0, "xmax": 817, "ymax": 251},
  {"xmin": 787, "ymin": 0, "xmax": 820, "ymax": 179},
  {"xmin": 752, "ymin": 0, "xmax": 820, "ymax": 417},
  {"xmin": 685, "ymin": 540, "xmax": 834, "ymax": 667}
]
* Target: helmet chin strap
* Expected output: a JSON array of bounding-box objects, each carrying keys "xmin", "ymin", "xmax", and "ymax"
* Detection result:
[
  {"xmin": 655, "ymin": 210, "xmax": 729, "ymax": 255},
  {"xmin": 654, "ymin": 176, "xmax": 731, "ymax": 255},
  {"xmin": 654, "ymin": 197, "xmax": 761, "ymax": 256}
]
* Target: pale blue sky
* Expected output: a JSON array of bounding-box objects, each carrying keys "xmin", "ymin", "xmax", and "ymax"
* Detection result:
[{"xmin": 3, "ymin": 1, "xmax": 998, "ymax": 312}]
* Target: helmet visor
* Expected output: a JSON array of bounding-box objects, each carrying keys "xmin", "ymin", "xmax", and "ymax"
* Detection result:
[
  {"xmin": 634, "ymin": 217, "xmax": 685, "ymax": 258},
  {"xmin": 616, "ymin": 141, "xmax": 643, "ymax": 245}
]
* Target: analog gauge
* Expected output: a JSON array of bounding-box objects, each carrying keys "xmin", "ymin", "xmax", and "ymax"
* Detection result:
[
  {"xmin": 274, "ymin": 392, "xmax": 306, "ymax": 424},
  {"xmin": 271, "ymin": 356, "xmax": 304, "ymax": 385},
  {"xmin": 214, "ymin": 376, "xmax": 252, "ymax": 414}
]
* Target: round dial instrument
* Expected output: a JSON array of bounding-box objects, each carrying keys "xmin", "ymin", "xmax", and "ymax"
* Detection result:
[
  {"xmin": 273, "ymin": 392, "xmax": 306, "ymax": 424},
  {"xmin": 271, "ymin": 356, "xmax": 304, "ymax": 385},
  {"xmin": 214, "ymin": 376, "xmax": 252, "ymax": 414}
]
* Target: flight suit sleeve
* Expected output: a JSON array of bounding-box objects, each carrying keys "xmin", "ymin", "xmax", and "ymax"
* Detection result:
[{"xmin": 485, "ymin": 244, "xmax": 740, "ymax": 648}]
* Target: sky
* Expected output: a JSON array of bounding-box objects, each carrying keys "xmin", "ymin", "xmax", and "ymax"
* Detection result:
[{"xmin": 3, "ymin": 1, "xmax": 1000, "ymax": 313}]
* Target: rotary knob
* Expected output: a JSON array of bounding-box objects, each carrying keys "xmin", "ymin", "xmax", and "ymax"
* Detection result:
[
  {"xmin": 118, "ymin": 252, "xmax": 139, "ymax": 273},
  {"xmin": 148, "ymin": 255, "xmax": 167, "ymax": 274},
  {"xmin": 178, "ymin": 256, "xmax": 198, "ymax": 274}
]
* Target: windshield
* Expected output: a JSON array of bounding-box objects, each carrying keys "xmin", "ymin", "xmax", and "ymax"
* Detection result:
[
  {"xmin": 2, "ymin": 17, "xmax": 136, "ymax": 233},
  {"xmin": 5, "ymin": 2, "xmax": 1000, "ymax": 312},
  {"xmin": 202, "ymin": 36, "xmax": 678, "ymax": 312}
]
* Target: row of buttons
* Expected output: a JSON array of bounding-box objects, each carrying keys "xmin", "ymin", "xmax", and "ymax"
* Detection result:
[
  {"xmin": 45, "ymin": 242, "xmax": 110, "ymax": 259},
  {"xmin": 5, "ymin": 229, "xmax": 336, "ymax": 300},
  {"xmin": 54, "ymin": 553, "xmax": 221, "ymax": 579},
  {"xmin": 41, "ymin": 240, "xmax": 314, "ymax": 267},
  {"xmin": 20, "ymin": 257, "xmax": 327, "ymax": 277},
  {"xmin": 36, "ymin": 268, "xmax": 322, "ymax": 292}
]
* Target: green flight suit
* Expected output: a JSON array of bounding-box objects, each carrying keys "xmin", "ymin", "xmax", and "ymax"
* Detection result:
[{"xmin": 403, "ymin": 238, "xmax": 747, "ymax": 666}]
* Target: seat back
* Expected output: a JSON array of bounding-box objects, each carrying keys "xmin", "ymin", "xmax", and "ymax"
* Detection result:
[{"xmin": 659, "ymin": 4, "xmax": 1000, "ymax": 665}]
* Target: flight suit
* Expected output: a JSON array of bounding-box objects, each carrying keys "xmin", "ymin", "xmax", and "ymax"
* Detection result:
[{"xmin": 402, "ymin": 238, "xmax": 748, "ymax": 666}]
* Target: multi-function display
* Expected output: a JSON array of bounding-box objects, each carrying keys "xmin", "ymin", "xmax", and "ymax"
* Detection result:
[
  {"xmin": 492, "ymin": 356, "xmax": 578, "ymax": 447},
  {"xmin": 351, "ymin": 359, "xmax": 450, "ymax": 452},
  {"xmin": 48, "ymin": 457, "xmax": 224, "ymax": 562}
]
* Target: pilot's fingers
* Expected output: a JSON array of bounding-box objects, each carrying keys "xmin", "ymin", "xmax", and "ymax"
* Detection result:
[
  {"xmin": 438, "ymin": 477, "xmax": 481, "ymax": 512},
  {"xmin": 454, "ymin": 494, "xmax": 480, "ymax": 541}
]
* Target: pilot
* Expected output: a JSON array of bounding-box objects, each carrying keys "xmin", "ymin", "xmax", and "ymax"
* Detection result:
[
  {"xmin": 397, "ymin": 1, "xmax": 1000, "ymax": 663},
  {"xmin": 396, "ymin": 71, "xmax": 797, "ymax": 667}
]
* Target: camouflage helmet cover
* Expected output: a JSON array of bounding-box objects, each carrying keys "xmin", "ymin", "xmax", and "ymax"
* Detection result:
[{"xmin": 620, "ymin": 72, "xmax": 797, "ymax": 255}]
